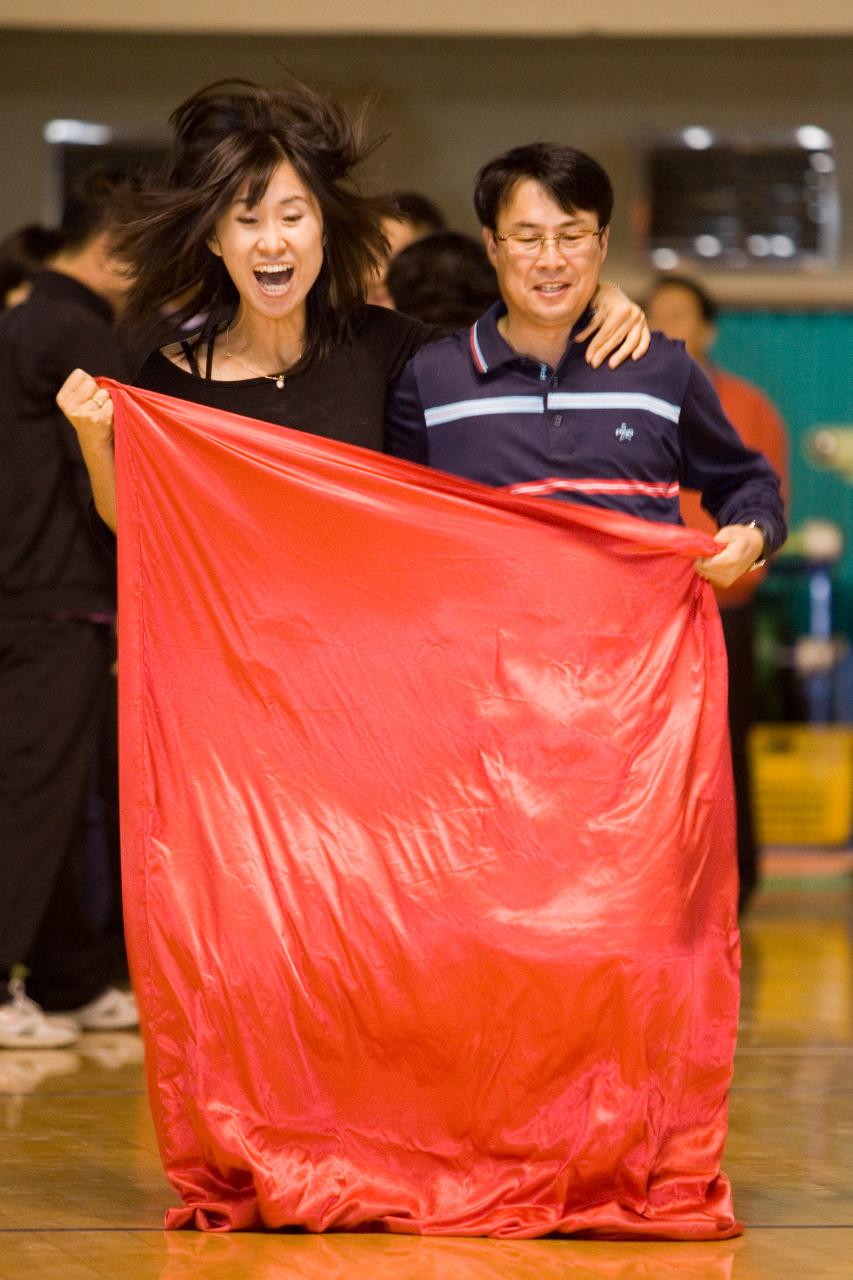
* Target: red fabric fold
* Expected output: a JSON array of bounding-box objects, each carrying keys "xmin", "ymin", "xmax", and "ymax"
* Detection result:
[{"xmin": 108, "ymin": 380, "xmax": 741, "ymax": 1239}]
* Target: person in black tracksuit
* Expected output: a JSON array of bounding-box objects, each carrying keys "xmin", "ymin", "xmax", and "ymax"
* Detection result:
[{"xmin": 0, "ymin": 173, "xmax": 131, "ymax": 1022}]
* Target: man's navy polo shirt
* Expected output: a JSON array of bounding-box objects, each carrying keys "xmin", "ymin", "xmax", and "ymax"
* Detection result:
[{"xmin": 385, "ymin": 302, "xmax": 785, "ymax": 552}]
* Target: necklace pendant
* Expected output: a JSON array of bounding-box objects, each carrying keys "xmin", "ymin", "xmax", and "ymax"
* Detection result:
[{"xmin": 275, "ymin": 375, "xmax": 285, "ymax": 390}]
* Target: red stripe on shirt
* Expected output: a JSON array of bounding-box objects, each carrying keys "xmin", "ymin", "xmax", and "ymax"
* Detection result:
[
  {"xmin": 468, "ymin": 325, "xmax": 487, "ymax": 374},
  {"xmin": 508, "ymin": 478, "xmax": 681, "ymax": 499}
]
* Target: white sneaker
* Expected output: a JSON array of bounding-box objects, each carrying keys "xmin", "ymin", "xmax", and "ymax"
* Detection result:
[
  {"xmin": 0, "ymin": 993, "xmax": 80, "ymax": 1049},
  {"xmin": 55, "ymin": 986, "xmax": 139, "ymax": 1032}
]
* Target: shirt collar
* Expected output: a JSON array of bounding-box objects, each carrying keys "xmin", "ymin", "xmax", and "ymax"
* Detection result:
[
  {"xmin": 468, "ymin": 300, "xmax": 596, "ymax": 375},
  {"xmin": 30, "ymin": 269, "xmax": 115, "ymax": 324}
]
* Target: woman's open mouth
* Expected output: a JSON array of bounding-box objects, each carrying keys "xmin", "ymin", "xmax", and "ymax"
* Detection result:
[{"xmin": 253, "ymin": 265, "xmax": 295, "ymax": 294}]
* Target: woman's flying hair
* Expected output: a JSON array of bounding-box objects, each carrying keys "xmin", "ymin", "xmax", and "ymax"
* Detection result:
[{"xmin": 116, "ymin": 78, "xmax": 389, "ymax": 369}]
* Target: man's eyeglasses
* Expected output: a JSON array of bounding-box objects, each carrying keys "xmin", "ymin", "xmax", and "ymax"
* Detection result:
[{"xmin": 495, "ymin": 228, "xmax": 605, "ymax": 258}]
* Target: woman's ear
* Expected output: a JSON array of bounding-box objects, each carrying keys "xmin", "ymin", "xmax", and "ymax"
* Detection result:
[{"xmin": 207, "ymin": 235, "xmax": 222, "ymax": 259}]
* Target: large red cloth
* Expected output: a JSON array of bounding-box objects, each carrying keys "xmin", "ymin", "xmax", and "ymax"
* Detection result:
[{"xmin": 110, "ymin": 381, "xmax": 741, "ymax": 1239}]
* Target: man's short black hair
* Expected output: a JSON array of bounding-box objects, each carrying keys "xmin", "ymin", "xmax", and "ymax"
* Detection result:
[
  {"xmin": 60, "ymin": 168, "xmax": 134, "ymax": 252},
  {"xmin": 648, "ymin": 274, "xmax": 719, "ymax": 325},
  {"xmin": 0, "ymin": 223, "xmax": 63, "ymax": 304},
  {"xmin": 474, "ymin": 143, "xmax": 613, "ymax": 231},
  {"xmin": 388, "ymin": 191, "xmax": 446, "ymax": 233}
]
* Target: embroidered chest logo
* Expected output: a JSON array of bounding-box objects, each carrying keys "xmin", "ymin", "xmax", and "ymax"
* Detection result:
[{"xmin": 615, "ymin": 423, "xmax": 634, "ymax": 442}]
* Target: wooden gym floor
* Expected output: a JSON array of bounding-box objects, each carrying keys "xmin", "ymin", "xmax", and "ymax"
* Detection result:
[{"xmin": 1, "ymin": 879, "xmax": 851, "ymax": 1279}]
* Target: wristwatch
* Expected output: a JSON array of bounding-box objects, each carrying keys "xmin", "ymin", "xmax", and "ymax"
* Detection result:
[{"xmin": 746, "ymin": 520, "xmax": 771, "ymax": 571}]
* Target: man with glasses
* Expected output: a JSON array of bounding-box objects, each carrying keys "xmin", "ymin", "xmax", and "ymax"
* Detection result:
[
  {"xmin": 385, "ymin": 143, "xmax": 785, "ymax": 587},
  {"xmin": 381, "ymin": 144, "xmax": 784, "ymax": 1230}
]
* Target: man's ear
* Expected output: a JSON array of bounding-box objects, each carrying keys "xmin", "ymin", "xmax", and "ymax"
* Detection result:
[
  {"xmin": 482, "ymin": 225, "xmax": 498, "ymax": 269},
  {"xmin": 598, "ymin": 225, "xmax": 610, "ymax": 264}
]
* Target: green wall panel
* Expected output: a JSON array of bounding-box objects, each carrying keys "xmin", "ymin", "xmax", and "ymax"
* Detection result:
[{"xmin": 714, "ymin": 312, "xmax": 853, "ymax": 638}]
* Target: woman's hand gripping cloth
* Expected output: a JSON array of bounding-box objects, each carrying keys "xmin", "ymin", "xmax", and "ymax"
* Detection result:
[{"xmin": 108, "ymin": 381, "xmax": 741, "ymax": 1239}]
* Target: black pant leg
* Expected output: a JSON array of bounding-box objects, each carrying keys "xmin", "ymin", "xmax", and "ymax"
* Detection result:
[
  {"xmin": 720, "ymin": 602, "xmax": 759, "ymax": 912},
  {"xmin": 0, "ymin": 616, "xmax": 116, "ymax": 1007},
  {"xmin": 95, "ymin": 652, "xmax": 128, "ymax": 981}
]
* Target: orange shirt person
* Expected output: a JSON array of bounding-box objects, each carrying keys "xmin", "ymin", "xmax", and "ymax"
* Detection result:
[{"xmin": 647, "ymin": 274, "xmax": 789, "ymax": 910}]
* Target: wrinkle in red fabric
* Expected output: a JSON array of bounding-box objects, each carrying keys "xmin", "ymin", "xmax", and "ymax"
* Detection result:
[{"xmin": 108, "ymin": 381, "xmax": 741, "ymax": 1239}]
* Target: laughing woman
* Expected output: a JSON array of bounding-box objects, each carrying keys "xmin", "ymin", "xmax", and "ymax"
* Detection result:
[
  {"xmin": 55, "ymin": 78, "xmax": 656, "ymax": 1235},
  {"xmin": 58, "ymin": 78, "xmax": 648, "ymax": 529}
]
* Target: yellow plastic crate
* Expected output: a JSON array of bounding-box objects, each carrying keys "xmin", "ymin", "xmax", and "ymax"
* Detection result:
[{"xmin": 749, "ymin": 724, "xmax": 853, "ymax": 847}]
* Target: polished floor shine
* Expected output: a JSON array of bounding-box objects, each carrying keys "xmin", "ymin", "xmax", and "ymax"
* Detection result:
[{"xmin": 2, "ymin": 881, "xmax": 851, "ymax": 1279}]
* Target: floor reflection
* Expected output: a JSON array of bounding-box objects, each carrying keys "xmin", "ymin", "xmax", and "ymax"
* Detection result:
[
  {"xmin": 2, "ymin": 886, "xmax": 850, "ymax": 1277},
  {"xmin": 0, "ymin": 1031, "xmax": 145, "ymax": 1130},
  {"xmin": 740, "ymin": 906, "xmax": 852, "ymax": 1047},
  {"xmin": 158, "ymin": 1233, "xmax": 739, "ymax": 1279}
]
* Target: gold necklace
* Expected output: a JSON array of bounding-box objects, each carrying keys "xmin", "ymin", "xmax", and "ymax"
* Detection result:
[{"xmin": 222, "ymin": 327, "xmax": 288, "ymax": 390}]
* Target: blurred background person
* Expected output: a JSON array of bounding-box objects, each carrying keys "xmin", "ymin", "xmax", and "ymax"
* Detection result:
[
  {"xmin": 0, "ymin": 222, "xmax": 63, "ymax": 310},
  {"xmin": 386, "ymin": 230, "xmax": 499, "ymax": 332},
  {"xmin": 647, "ymin": 273, "xmax": 790, "ymax": 912},
  {"xmin": 366, "ymin": 189, "xmax": 446, "ymax": 307},
  {"xmin": 0, "ymin": 169, "xmax": 138, "ymax": 1049}
]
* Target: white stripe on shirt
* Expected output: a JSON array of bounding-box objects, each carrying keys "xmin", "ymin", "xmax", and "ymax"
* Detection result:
[
  {"xmin": 424, "ymin": 396, "xmax": 545, "ymax": 428},
  {"xmin": 546, "ymin": 392, "xmax": 681, "ymax": 424}
]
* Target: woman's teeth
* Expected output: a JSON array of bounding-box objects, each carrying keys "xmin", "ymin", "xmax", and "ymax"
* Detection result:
[{"xmin": 254, "ymin": 266, "xmax": 294, "ymax": 293}]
